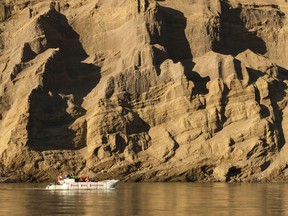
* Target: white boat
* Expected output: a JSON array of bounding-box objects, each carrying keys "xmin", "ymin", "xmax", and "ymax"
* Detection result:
[{"xmin": 46, "ymin": 178, "xmax": 120, "ymax": 190}]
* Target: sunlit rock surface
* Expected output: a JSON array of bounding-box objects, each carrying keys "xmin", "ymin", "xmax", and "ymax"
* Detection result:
[{"xmin": 0, "ymin": 0, "xmax": 287, "ymax": 182}]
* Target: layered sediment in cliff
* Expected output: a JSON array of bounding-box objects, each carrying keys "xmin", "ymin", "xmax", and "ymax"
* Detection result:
[{"xmin": 0, "ymin": 0, "xmax": 287, "ymax": 182}]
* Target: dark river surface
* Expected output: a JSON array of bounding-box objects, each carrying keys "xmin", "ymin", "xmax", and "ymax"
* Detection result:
[{"xmin": 0, "ymin": 182, "xmax": 287, "ymax": 215}]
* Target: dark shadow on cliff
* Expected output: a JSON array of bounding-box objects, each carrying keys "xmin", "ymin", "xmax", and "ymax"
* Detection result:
[
  {"xmin": 212, "ymin": 0, "xmax": 267, "ymax": 56},
  {"xmin": 28, "ymin": 9, "xmax": 101, "ymax": 151},
  {"xmin": 39, "ymin": 9, "xmax": 101, "ymax": 104},
  {"xmin": 181, "ymin": 60, "xmax": 210, "ymax": 96},
  {"xmin": 158, "ymin": 6, "xmax": 192, "ymax": 62},
  {"xmin": 156, "ymin": 6, "xmax": 209, "ymax": 95},
  {"xmin": 278, "ymin": 66, "xmax": 288, "ymax": 81},
  {"xmin": 269, "ymin": 74, "xmax": 287, "ymax": 151},
  {"xmin": 247, "ymin": 65, "xmax": 287, "ymax": 151}
]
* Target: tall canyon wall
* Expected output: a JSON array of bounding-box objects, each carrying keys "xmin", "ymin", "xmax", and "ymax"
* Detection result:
[{"xmin": 0, "ymin": 0, "xmax": 288, "ymax": 182}]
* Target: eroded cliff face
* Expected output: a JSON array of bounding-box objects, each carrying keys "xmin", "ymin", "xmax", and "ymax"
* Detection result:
[{"xmin": 0, "ymin": 0, "xmax": 287, "ymax": 182}]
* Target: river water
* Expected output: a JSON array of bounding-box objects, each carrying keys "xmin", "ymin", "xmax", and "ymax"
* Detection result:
[{"xmin": 0, "ymin": 182, "xmax": 287, "ymax": 215}]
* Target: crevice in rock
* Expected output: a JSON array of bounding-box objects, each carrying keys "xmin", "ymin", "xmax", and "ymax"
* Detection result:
[
  {"xmin": 260, "ymin": 160, "xmax": 271, "ymax": 171},
  {"xmin": 233, "ymin": 59, "xmax": 243, "ymax": 80},
  {"xmin": 115, "ymin": 134, "xmax": 127, "ymax": 153},
  {"xmin": 269, "ymin": 80, "xmax": 287, "ymax": 151},
  {"xmin": 219, "ymin": 83, "xmax": 229, "ymax": 127},
  {"xmin": 254, "ymin": 86, "xmax": 270, "ymax": 118},
  {"xmin": 226, "ymin": 166, "xmax": 241, "ymax": 182},
  {"xmin": 246, "ymin": 139, "xmax": 269, "ymax": 160}
]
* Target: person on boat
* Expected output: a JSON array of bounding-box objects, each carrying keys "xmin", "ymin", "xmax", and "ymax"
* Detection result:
[
  {"xmin": 63, "ymin": 174, "xmax": 72, "ymax": 179},
  {"xmin": 57, "ymin": 175, "xmax": 63, "ymax": 184}
]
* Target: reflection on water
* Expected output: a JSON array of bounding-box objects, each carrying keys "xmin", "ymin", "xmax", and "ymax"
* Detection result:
[{"xmin": 0, "ymin": 182, "xmax": 287, "ymax": 215}]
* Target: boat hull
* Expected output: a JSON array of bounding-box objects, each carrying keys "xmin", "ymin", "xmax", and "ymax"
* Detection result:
[{"xmin": 46, "ymin": 180, "xmax": 119, "ymax": 190}]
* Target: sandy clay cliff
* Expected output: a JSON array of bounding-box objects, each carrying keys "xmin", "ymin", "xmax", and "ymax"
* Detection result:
[{"xmin": 0, "ymin": 0, "xmax": 288, "ymax": 182}]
